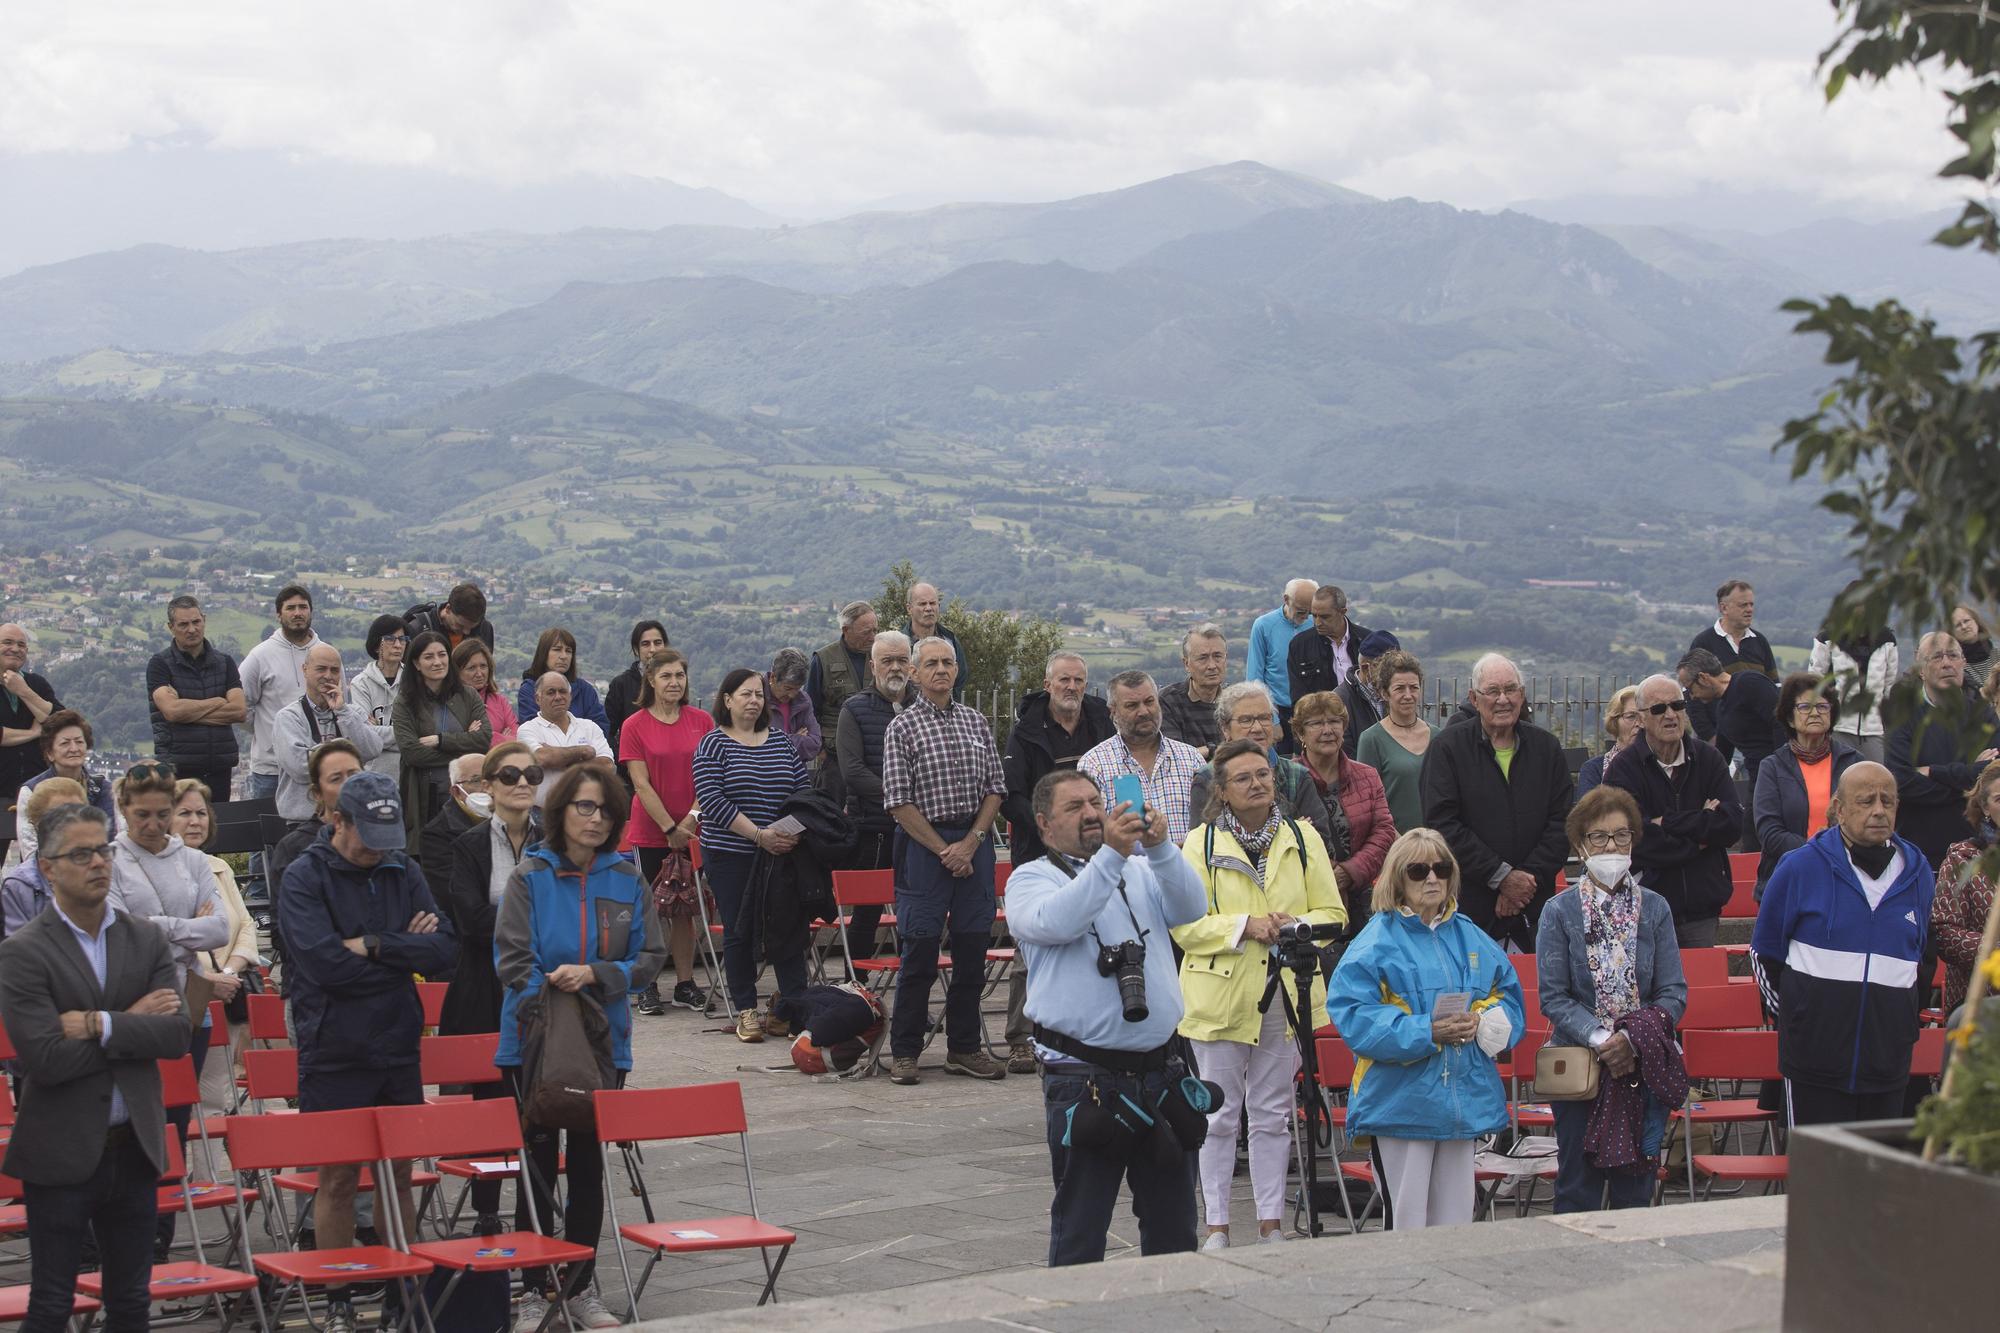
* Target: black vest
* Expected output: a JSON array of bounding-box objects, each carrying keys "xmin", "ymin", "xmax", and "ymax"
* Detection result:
[{"xmin": 843, "ymin": 689, "xmax": 901, "ymax": 831}]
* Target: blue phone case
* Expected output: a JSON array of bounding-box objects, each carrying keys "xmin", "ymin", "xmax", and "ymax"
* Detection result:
[{"xmin": 1112, "ymin": 775, "xmax": 1146, "ymax": 816}]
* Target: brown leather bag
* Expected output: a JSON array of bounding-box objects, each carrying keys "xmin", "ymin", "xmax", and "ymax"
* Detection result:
[{"xmin": 1535, "ymin": 1044, "xmax": 1602, "ymax": 1101}]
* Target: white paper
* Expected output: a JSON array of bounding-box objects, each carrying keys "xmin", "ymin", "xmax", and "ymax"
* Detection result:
[
  {"xmin": 1430, "ymin": 991, "xmax": 1470, "ymax": 1018},
  {"xmin": 766, "ymin": 816, "xmax": 805, "ymax": 836},
  {"xmin": 469, "ymin": 1161, "xmax": 515, "ymax": 1174},
  {"xmin": 670, "ymin": 1228, "xmax": 719, "ymax": 1240}
]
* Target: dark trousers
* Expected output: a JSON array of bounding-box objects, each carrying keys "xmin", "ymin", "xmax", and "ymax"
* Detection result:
[
  {"xmin": 507, "ymin": 1068, "xmax": 625, "ymax": 1295},
  {"xmin": 1042, "ymin": 1066, "xmax": 1197, "ymax": 1266},
  {"xmin": 158, "ymin": 1032, "xmax": 211, "ymax": 1251},
  {"xmin": 705, "ymin": 849, "xmax": 807, "ymax": 1013},
  {"xmin": 177, "ymin": 762, "xmax": 236, "ymax": 803},
  {"xmin": 1787, "ymin": 1080, "xmax": 1906, "ymax": 1127},
  {"xmin": 890, "ymin": 826, "xmax": 994, "ymax": 1058},
  {"xmin": 1550, "ymin": 1098, "xmax": 1654, "ymax": 1213},
  {"xmin": 24, "ymin": 1128, "xmax": 159, "ymax": 1332}
]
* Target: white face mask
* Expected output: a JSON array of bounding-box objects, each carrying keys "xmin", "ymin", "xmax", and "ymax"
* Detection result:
[
  {"xmin": 461, "ymin": 791, "xmax": 494, "ymax": 819},
  {"xmin": 1585, "ymin": 853, "xmax": 1630, "ymax": 887}
]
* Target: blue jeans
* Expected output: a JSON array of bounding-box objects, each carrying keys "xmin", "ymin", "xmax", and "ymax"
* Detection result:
[
  {"xmin": 891, "ymin": 826, "xmax": 995, "ymax": 1057},
  {"xmin": 704, "ymin": 849, "xmax": 807, "ymax": 1013},
  {"xmin": 1550, "ymin": 1094, "xmax": 1665, "ymax": 1212},
  {"xmin": 23, "ymin": 1128, "xmax": 158, "ymax": 1332},
  {"xmin": 1042, "ymin": 1067, "xmax": 1197, "ymax": 1266}
]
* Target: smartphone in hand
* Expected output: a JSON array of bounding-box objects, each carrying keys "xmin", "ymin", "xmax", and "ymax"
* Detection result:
[{"xmin": 1111, "ymin": 774, "xmax": 1146, "ymax": 820}]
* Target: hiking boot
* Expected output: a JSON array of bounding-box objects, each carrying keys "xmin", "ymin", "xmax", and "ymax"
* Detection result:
[
  {"xmin": 761, "ymin": 1010, "xmax": 792, "ymax": 1039},
  {"xmin": 473, "ymin": 1211, "xmax": 504, "ymax": 1236},
  {"xmin": 671, "ymin": 979, "xmax": 707, "ymax": 1010},
  {"xmin": 1007, "ymin": 1042, "xmax": 1038, "ymax": 1075},
  {"xmin": 943, "ymin": 1050, "xmax": 1007, "ymax": 1080},
  {"xmin": 566, "ymin": 1290, "xmax": 621, "ymax": 1329},
  {"xmin": 888, "ymin": 1056, "xmax": 920, "ymax": 1085},
  {"xmin": 634, "ymin": 986, "xmax": 664, "ymax": 1017},
  {"xmin": 512, "ymin": 1292, "xmax": 550, "ymax": 1333},
  {"xmin": 735, "ymin": 1010, "xmax": 766, "ymax": 1043}
]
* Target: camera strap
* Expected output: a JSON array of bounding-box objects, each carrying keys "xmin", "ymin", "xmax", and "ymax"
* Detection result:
[{"xmin": 1044, "ymin": 852, "xmax": 1146, "ymax": 948}]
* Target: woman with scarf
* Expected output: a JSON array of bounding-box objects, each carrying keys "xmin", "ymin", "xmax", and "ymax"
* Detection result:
[
  {"xmin": 1328, "ymin": 828, "xmax": 1522, "ymax": 1230},
  {"xmin": 1933, "ymin": 760, "xmax": 2000, "ymax": 1018},
  {"xmin": 1176, "ymin": 739, "xmax": 1347, "ymax": 1249},
  {"xmin": 1292, "ymin": 691, "xmax": 1396, "ymax": 922},
  {"xmin": 1809, "ymin": 594, "xmax": 1898, "ymax": 762},
  {"xmin": 1754, "ymin": 674, "xmax": 1865, "ymax": 896},
  {"xmin": 1952, "ymin": 604, "xmax": 1994, "ymax": 691},
  {"xmin": 1536, "ymin": 785, "xmax": 1687, "ymax": 1212}
]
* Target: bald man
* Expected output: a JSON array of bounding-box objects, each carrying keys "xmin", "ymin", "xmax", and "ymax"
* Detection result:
[
  {"xmin": 1246, "ymin": 578, "xmax": 1317, "ymax": 754},
  {"xmin": 1752, "ymin": 762, "xmax": 1936, "ymax": 1126},
  {"xmin": 904, "ymin": 581, "xmax": 967, "ymax": 700},
  {"xmin": 517, "ymin": 671, "xmax": 612, "ymax": 804},
  {"xmin": 0, "ymin": 622, "xmax": 60, "ymax": 863},
  {"xmin": 272, "ymin": 644, "xmax": 382, "ymax": 822}
]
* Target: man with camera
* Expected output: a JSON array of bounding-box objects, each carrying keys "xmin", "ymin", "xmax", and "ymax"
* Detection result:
[{"xmin": 1005, "ymin": 769, "xmax": 1208, "ymax": 1266}]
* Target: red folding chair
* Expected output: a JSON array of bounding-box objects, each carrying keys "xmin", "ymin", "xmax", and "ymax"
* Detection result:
[
  {"xmin": 245, "ymin": 992, "xmax": 290, "ymax": 1046},
  {"xmin": 78, "ymin": 1126, "xmax": 266, "ymax": 1331},
  {"xmin": 241, "ymin": 1049, "xmax": 438, "ymax": 1231},
  {"xmin": 416, "ymin": 1033, "xmax": 525, "ymax": 1233},
  {"xmin": 596, "ymin": 1083, "xmax": 795, "ymax": 1315},
  {"xmin": 222, "ymin": 1109, "xmax": 435, "ymax": 1330},
  {"xmin": 1679, "ymin": 948, "xmax": 1730, "ymax": 988},
  {"xmin": 241, "ymin": 1046, "xmax": 300, "ymax": 1115},
  {"xmin": 831, "ymin": 869, "xmax": 900, "ymax": 988},
  {"xmin": 1509, "ymin": 952, "xmax": 1538, "ymax": 995},
  {"xmin": 1912, "ymin": 1026, "xmax": 1947, "ymax": 1079},
  {"xmin": 1677, "ymin": 1028, "xmax": 1782, "ymax": 1202},
  {"xmin": 416, "ymin": 981, "xmax": 447, "ymax": 1030},
  {"xmin": 377, "ymin": 1101, "xmax": 593, "ymax": 1332},
  {"xmin": 0, "ymin": 1169, "xmax": 102, "ymax": 1325},
  {"xmin": 1678, "ymin": 984, "xmax": 1765, "ymax": 1031},
  {"xmin": 1722, "ymin": 855, "xmax": 1760, "ymax": 919}
]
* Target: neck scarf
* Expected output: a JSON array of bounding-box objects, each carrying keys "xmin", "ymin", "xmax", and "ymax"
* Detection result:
[
  {"xmin": 1579, "ymin": 872, "xmax": 1643, "ymax": 1030},
  {"xmin": 1219, "ymin": 806, "xmax": 1282, "ymax": 885},
  {"xmin": 1790, "ymin": 735, "xmax": 1831, "ymax": 763},
  {"xmin": 1847, "ymin": 836, "xmax": 1894, "ymax": 879}
]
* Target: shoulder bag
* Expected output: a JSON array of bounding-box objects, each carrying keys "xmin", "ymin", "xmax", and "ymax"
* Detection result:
[{"xmin": 1535, "ymin": 1043, "xmax": 1602, "ymax": 1101}]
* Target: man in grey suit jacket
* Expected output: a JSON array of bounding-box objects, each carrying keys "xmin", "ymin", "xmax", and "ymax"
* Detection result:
[{"xmin": 0, "ymin": 804, "xmax": 190, "ymax": 1333}]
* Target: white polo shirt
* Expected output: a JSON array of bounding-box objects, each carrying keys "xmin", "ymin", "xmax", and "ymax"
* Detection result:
[{"xmin": 516, "ymin": 712, "xmax": 613, "ymax": 803}]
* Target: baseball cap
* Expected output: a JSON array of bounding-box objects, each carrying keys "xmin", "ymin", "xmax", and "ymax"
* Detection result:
[
  {"xmin": 336, "ymin": 770, "xmax": 406, "ymax": 852},
  {"xmin": 1358, "ymin": 630, "xmax": 1401, "ymax": 658}
]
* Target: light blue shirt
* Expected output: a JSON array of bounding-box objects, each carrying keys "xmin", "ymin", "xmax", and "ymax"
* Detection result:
[
  {"xmin": 1008, "ymin": 839, "xmax": 1207, "ymax": 1056},
  {"xmin": 53, "ymin": 901, "xmax": 127, "ymax": 1126},
  {"xmin": 1245, "ymin": 606, "xmax": 1310, "ymax": 708}
]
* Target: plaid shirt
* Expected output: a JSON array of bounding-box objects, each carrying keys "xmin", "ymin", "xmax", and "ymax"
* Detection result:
[
  {"xmin": 881, "ymin": 696, "xmax": 1006, "ymax": 824},
  {"xmin": 1158, "ymin": 679, "xmax": 1222, "ymax": 755},
  {"xmin": 1077, "ymin": 734, "xmax": 1207, "ymax": 843}
]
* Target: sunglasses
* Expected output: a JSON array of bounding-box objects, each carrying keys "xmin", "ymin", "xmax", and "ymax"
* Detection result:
[
  {"xmin": 1403, "ymin": 861, "xmax": 1454, "ymax": 883},
  {"xmin": 491, "ymin": 765, "xmax": 546, "ymax": 788},
  {"xmin": 1644, "ymin": 699, "xmax": 1689, "ymax": 716},
  {"xmin": 127, "ymin": 761, "xmax": 176, "ymax": 781}
]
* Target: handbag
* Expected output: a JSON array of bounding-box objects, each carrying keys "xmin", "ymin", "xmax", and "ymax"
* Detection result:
[
  {"xmin": 648, "ymin": 847, "xmax": 711, "ymax": 923},
  {"xmin": 1535, "ymin": 1044, "xmax": 1602, "ymax": 1101},
  {"xmin": 219, "ymin": 962, "xmax": 265, "ymax": 1024}
]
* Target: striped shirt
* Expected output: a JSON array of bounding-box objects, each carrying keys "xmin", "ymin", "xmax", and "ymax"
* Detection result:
[
  {"xmin": 881, "ymin": 697, "xmax": 1006, "ymax": 824},
  {"xmin": 691, "ymin": 729, "xmax": 809, "ymax": 857},
  {"xmin": 1078, "ymin": 734, "xmax": 1207, "ymax": 843}
]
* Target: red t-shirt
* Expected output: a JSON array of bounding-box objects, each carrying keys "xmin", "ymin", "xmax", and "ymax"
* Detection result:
[{"xmin": 620, "ymin": 706, "xmax": 716, "ymax": 846}]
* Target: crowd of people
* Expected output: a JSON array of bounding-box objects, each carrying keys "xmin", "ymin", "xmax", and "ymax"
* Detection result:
[{"xmin": 0, "ymin": 567, "xmax": 1994, "ymax": 1325}]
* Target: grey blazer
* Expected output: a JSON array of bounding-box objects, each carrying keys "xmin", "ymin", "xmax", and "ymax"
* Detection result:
[
  {"xmin": 0, "ymin": 907, "xmax": 191, "ymax": 1185},
  {"xmin": 1534, "ymin": 883, "xmax": 1688, "ymax": 1049}
]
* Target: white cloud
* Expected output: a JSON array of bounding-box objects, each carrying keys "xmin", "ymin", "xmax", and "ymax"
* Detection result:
[{"xmin": 0, "ymin": 0, "xmax": 1964, "ymax": 218}]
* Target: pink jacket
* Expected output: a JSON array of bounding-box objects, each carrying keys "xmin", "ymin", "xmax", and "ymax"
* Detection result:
[{"xmin": 481, "ymin": 688, "xmax": 520, "ymax": 744}]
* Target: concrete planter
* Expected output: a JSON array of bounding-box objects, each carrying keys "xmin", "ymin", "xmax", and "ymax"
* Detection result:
[{"xmin": 1785, "ymin": 1119, "xmax": 2000, "ymax": 1330}]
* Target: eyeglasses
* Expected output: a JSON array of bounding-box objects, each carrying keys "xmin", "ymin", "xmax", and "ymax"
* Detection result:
[
  {"xmin": 1223, "ymin": 771, "xmax": 1273, "ymax": 789},
  {"xmin": 1794, "ymin": 701, "xmax": 1832, "ymax": 715},
  {"xmin": 126, "ymin": 761, "xmax": 175, "ymax": 780},
  {"xmin": 1612, "ymin": 710, "xmax": 1642, "ymax": 723},
  {"xmin": 568, "ymin": 800, "xmax": 608, "ymax": 819},
  {"xmin": 1477, "ymin": 685, "xmax": 1523, "ymax": 701},
  {"xmin": 1644, "ymin": 699, "xmax": 1689, "ymax": 716},
  {"xmin": 1403, "ymin": 861, "xmax": 1454, "ymax": 883},
  {"xmin": 1582, "ymin": 830, "xmax": 1635, "ymax": 851},
  {"xmin": 491, "ymin": 765, "xmax": 546, "ymax": 788},
  {"xmin": 379, "ymin": 634, "xmax": 407, "ymax": 645},
  {"xmin": 1231, "ymin": 713, "xmax": 1277, "ymax": 727},
  {"xmin": 47, "ymin": 845, "xmax": 113, "ymax": 867}
]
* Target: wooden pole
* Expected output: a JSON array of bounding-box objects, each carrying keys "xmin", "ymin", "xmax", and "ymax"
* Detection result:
[{"xmin": 1923, "ymin": 851, "xmax": 2000, "ymax": 1161}]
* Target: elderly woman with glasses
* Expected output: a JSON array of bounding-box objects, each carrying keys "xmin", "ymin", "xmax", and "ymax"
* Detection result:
[
  {"xmin": 1536, "ymin": 785, "xmax": 1687, "ymax": 1212},
  {"xmin": 1292, "ymin": 691, "xmax": 1396, "ymax": 921},
  {"xmin": 1575, "ymin": 685, "xmax": 1644, "ymax": 801},
  {"xmin": 1753, "ymin": 673, "xmax": 1864, "ymax": 896},
  {"xmin": 13, "ymin": 709, "xmax": 118, "ymax": 864},
  {"xmin": 495, "ymin": 759, "xmax": 664, "ymax": 1331},
  {"xmin": 1188, "ymin": 681, "xmax": 1343, "ymax": 861},
  {"xmin": 764, "ymin": 646, "xmax": 822, "ymax": 766},
  {"xmin": 1177, "ymin": 739, "xmax": 1347, "ymax": 1249},
  {"xmin": 1327, "ymin": 828, "xmax": 1523, "ymax": 1231}
]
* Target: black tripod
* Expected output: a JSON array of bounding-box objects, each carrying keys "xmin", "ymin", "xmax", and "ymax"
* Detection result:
[{"xmin": 1257, "ymin": 936, "xmax": 1333, "ymax": 1237}]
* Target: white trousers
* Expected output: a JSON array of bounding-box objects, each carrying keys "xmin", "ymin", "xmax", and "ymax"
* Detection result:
[
  {"xmin": 1193, "ymin": 1003, "xmax": 1298, "ymax": 1227},
  {"xmin": 1373, "ymin": 1136, "xmax": 1476, "ymax": 1229}
]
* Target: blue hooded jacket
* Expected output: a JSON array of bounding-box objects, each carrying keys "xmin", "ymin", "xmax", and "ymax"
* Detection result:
[
  {"xmin": 1326, "ymin": 905, "xmax": 1524, "ymax": 1142},
  {"xmin": 1752, "ymin": 827, "xmax": 1933, "ymax": 1094},
  {"xmin": 277, "ymin": 826, "xmax": 459, "ymax": 1075},
  {"xmin": 494, "ymin": 846, "xmax": 664, "ymax": 1072}
]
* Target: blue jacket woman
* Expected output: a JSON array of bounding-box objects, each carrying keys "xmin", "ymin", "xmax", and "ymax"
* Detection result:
[{"xmin": 495, "ymin": 845, "xmax": 665, "ymax": 1073}]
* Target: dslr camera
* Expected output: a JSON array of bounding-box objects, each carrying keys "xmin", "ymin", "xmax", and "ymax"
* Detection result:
[
  {"xmin": 1097, "ymin": 940, "xmax": 1149, "ymax": 1022},
  {"xmin": 1269, "ymin": 919, "xmax": 1344, "ymax": 970}
]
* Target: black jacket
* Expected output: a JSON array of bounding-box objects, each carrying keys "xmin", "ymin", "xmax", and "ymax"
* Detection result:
[
  {"xmin": 604, "ymin": 663, "xmax": 643, "ymax": 754},
  {"xmin": 743, "ymin": 790, "xmax": 857, "ymax": 965},
  {"xmin": 1604, "ymin": 737, "xmax": 1742, "ymax": 923},
  {"xmin": 1752, "ymin": 742, "xmax": 1864, "ymax": 890},
  {"xmin": 439, "ymin": 813, "xmax": 542, "ymax": 1039},
  {"xmin": 1286, "ymin": 621, "xmax": 1373, "ymax": 708},
  {"xmin": 1885, "ymin": 693, "xmax": 2000, "ymax": 867},
  {"xmin": 1418, "ymin": 721, "xmax": 1572, "ymax": 949},
  {"xmin": 1000, "ymin": 691, "xmax": 1115, "ymax": 862},
  {"xmin": 835, "ymin": 684, "xmax": 918, "ymax": 833},
  {"xmin": 402, "ymin": 602, "xmax": 496, "ymax": 653},
  {"xmin": 1712, "ymin": 669, "xmax": 1783, "ymax": 771},
  {"xmin": 422, "ymin": 799, "xmax": 480, "ymax": 878},
  {"xmin": 1687, "ymin": 626, "xmax": 1777, "ymax": 744},
  {"xmin": 1334, "ymin": 679, "xmax": 1383, "ymax": 758}
]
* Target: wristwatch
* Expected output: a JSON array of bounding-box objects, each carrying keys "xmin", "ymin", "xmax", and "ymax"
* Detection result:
[{"xmin": 363, "ymin": 935, "xmax": 382, "ymax": 961}]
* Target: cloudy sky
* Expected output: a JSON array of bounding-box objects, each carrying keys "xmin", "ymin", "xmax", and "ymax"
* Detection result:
[{"xmin": 0, "ymin": 1, "xmax": 1961, "ymax": 267}]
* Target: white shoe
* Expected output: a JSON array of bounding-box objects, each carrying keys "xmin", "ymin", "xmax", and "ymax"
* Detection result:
[
  {"xmin": 1200, "ymin": 1230, "xmax": 1229, "ymax": 1252},
  {"xmin": 567, "ymin": 1290, "xmax": 622, "ymax": 1329},
  {"xmin": 513, "ymin": 1293, "xmax": 550, "ymax": 1333},
  {"xmin": 1259, "ymin": 1228, "xmax": 1287, "ymax": 1244}
]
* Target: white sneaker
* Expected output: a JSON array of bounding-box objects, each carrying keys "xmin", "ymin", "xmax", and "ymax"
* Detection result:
[
  {"xmin": 567, "ymin": 1290, "xmax": 622, "ymax": 1329},
  {"xmin": 1200, "ymin": 1230, "xmax": 1229, "ymax": 1252},
  {"xmin": 513, "ymin": 1292, "xmax": 550, "ymax": 1333},
  {"xmin": 1259, "ymin": 1228, "xmax": 1287, "ymax": 1244}
]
